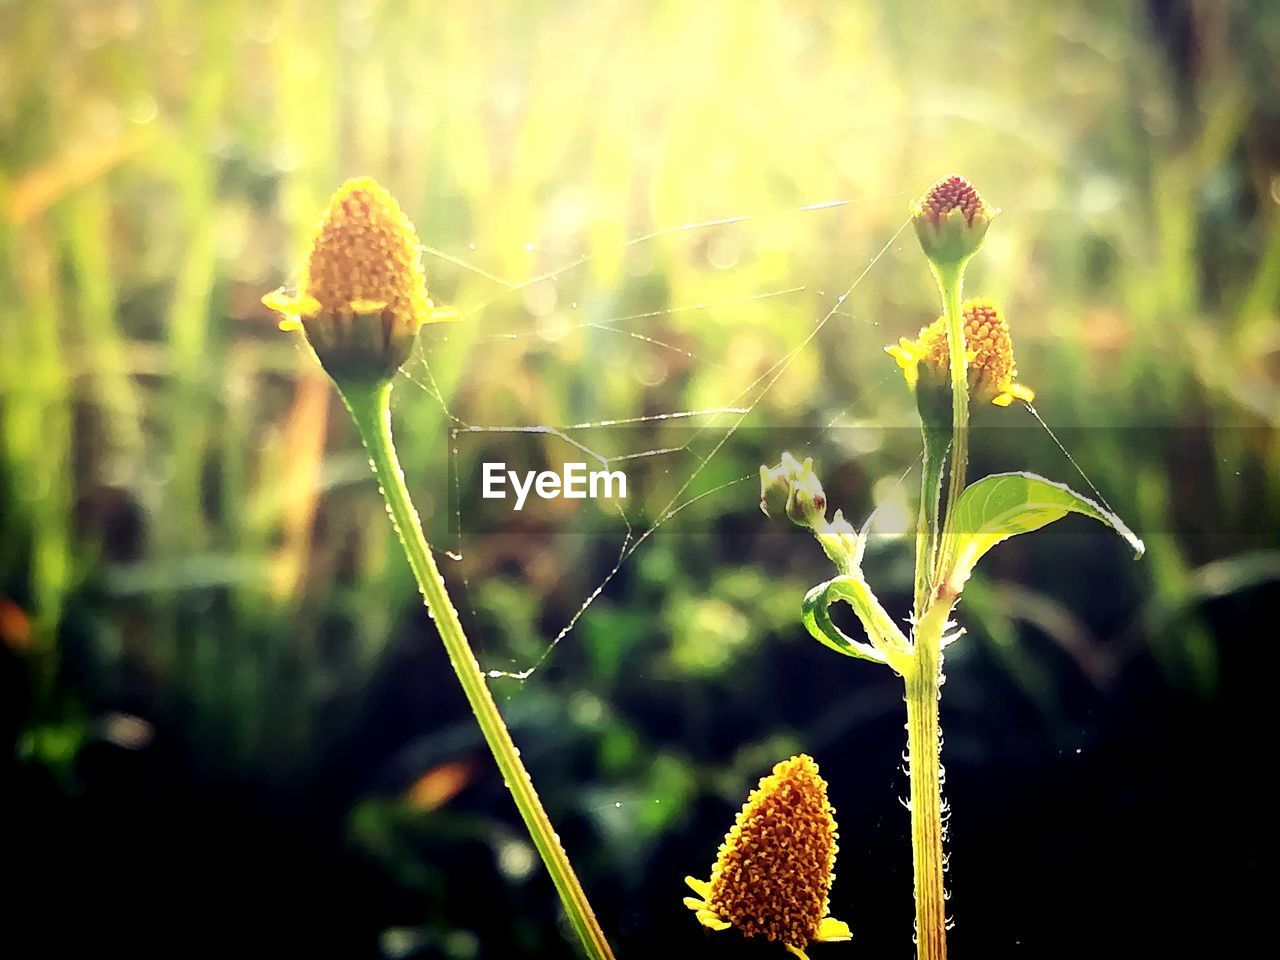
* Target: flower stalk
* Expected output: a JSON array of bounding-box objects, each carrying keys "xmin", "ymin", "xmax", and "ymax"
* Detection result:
[
  {"xmin": 904, "ymin": 176, "xmax": 1002, "ymax": 957},
  {"xmin": 910, "ymin": 193, "xmax": 974, "ymax": 960},
  {"xmin": 764, "ymin": 174, "xmax": 1140, "ymax": 960},
  {"xmin": 934, "ymin": 262, "xmax": 969, "ymax": 583},
  {"xmin": 264, "ymin": 177, "xmax": 614, "ymax": 960},
  {"xmin": 343, "ymin": 381, "xmax": 615, "ymax": 960},
  {"xmin": 903, "ymin": 597, "xmax": 953, "ymax": 960},
  {"xmin": 913, "ymin": 426, "xmax": 948, "ymax": 620},
  {"xmin": 907, "ymin": 176, "xmax": 982, "ymax": 960}
]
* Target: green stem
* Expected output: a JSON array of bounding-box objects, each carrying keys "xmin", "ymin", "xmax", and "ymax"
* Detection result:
[
  {"xmin": 934, "ymin": 262, "xmax": 968, "ymax": 582},
  {"xmin": 909, "ymin": 258, "xmax": 967, "ymax": 959},
  {"xmin": 913, "ymin": 427, "xmax": 948, "ymax": 621},
  {"xmin": 342, "ymin": 380, "xmax": 615, "ymax": 960},
  {"xmin": 905, "ymin": 600, "xmax": 951, "ymax": 960}
]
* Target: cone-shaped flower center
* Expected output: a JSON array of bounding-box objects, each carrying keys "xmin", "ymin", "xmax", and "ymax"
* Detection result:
[
  {"xmin": 262, "ymin": 177, "xmax": 462, "ymax": 385},
  {"xmin": 918, "ymin": 299, "xmax": 1015, "ymax": 396},
  {"xmin": 886, "ymin": 299, "xmax": 1034, "ymax": 407},
  {"xmin": 708, "ymin": 755, "xmax": 839, "ymax": 948},
  {"xmin": 917, "ymin": 174, "xmax": 985, "ymax": 225},
  {"xmin": 301, "ymin": 176, "xmax": 431, "ymax": 333}
]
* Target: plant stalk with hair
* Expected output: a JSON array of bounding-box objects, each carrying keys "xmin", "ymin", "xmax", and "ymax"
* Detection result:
[{"xmin": 756, "ymin": 176, "xmax": 1144, "ymax": 959}]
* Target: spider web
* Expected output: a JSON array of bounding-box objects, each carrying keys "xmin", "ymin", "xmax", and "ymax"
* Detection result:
[
  {"xmin": 397, "ymin": 194, "xmax": 918, "ymax": 681},
  {"xmin": 389, "ymin": 190, "xmax": 1127, "ymax": 896}
]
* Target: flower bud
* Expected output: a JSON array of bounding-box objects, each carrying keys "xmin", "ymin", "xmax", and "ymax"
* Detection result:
[
  {"xmin": 262, "ymin": 177, "xmax": 461, "ymax": 386},
  {"xmin": 910, "ymin": 174, "xmax": 998, "ymax": 271},
  {"xmin": 759, "ymin": 453, "xmax": 828, "ymax": 530},
  {"xmin": 759, "ymin": 451, "xmax": 804, "ymax": 520},
  {"xmin": 786, "ymin": 464, "xmax": 828, "ymax": 530}
]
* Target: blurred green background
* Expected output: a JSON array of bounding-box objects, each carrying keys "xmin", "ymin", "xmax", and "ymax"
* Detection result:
[{"xmin": 2, "ymin": 1, "xmax": 1278, "ymax": 957}]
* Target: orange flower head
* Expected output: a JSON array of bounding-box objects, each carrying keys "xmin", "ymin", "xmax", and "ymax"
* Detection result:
[
  {"xmin": 885, "ymin": 298, "xmax": 1034, "ymax": 407},
  {"xmin": 262, "ymin": 177, "xmax": 460, "ymax": 384},
  {"xmin": 684, "ymin": 755, "xmax": 851, "ymax": 959}
]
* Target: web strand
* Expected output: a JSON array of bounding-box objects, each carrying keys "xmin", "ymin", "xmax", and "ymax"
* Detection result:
[
  {"xmin": 402, "ymin": 198, "xmax": 911, "ymax": 680},
  {"xmin": 1022, "ymin": 402, "xmax": 1120, "ymax": 516},
  {"xmin": 426, "ymin": 195, "xmax": 899, "ymax": 322},
  {"xmin": 484, "ymin": 217, "xmax": 912, "ymax": 678}
]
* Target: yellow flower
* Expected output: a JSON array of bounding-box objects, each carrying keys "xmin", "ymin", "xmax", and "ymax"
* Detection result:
[
  {"xmin": 684, "ymin": 755, "xmax": 851, "ymax": 960},
  {"xmin": 262, "ymin": 176, "xmax": 460, "ymax": 384},
  {"xmin": 886, "ymin": 298, "xmax": 1035, "ymax": 407}
]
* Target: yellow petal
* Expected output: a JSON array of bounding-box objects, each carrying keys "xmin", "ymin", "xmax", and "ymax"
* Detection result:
[
  {"xmin": 1009, "ymin": 382, "xmax": 1035, "ymax": 403},
  {"xmin": 277, "ymin": 317, "xmax": 303, "ymax": 331},
  {"xmin": 684, "ymin": 876, "xmax": 712, "ymax": 898},
  {"xmin": 262, "ymin": 289, "xmax": 321, "ymax": 319},
  {"xmin": 695, "ymin": 910, "xmax": 731, "ymax": 932},
  {"xmin": 884, "ymin": 340, "xmax": 923, "ymax": 390},
  {"xmin": 424, "ymin": 305, "xmax": 465, "ymax": 324},
  {"xmin": 884, "ymin": 339, "xmax": 919, "ymax": 365},
  {"xmin": 261, "ymin": 289, "xmax": 296, "ymax": 314},
  {"xmin": 682, "ymin": 897, "xmax": 706, "ymax": 912},
  {"xmin": 815, "ymin": 916, "xmax": 853, "ymax": 942},
  {"xmin": 993, "ymin": 378, "xmax": 1036, "ymax": 407},
  {"xmin": 784, "ymin": 945, "xmax": 811, "ymax": 960}
]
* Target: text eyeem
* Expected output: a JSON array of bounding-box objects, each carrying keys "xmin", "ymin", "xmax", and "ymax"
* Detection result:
[{"xmin": 482, "ymin": 462, "xmax": 627, "ymax": 511}]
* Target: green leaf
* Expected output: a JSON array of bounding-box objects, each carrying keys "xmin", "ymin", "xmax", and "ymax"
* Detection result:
[
  {"xmin": 945, "ymin": 471, "xmax": 1144, "ymax": 592},
  {"xmin": 801, "ymin": 575, "xmax": 910, "ymax": 669}
]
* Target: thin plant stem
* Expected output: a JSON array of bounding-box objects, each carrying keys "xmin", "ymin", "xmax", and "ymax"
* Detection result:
[
  {"xmin": 909, "ymin": 257, "xmax": 968, "ymax": 959},
  {"xmin": 342, "ymin": 380, "xmax": 616, "ymax": 960},
  {"xmin": 934, "ymin": 261, "xmax": 968, "ymax": 582},
  {"xmin": 905, "ymin": 599, "xmax": 952, "ymax": 960},
  {"xmin": 913, "ymin": 427, "xmax": 948, "ymax": 620}
]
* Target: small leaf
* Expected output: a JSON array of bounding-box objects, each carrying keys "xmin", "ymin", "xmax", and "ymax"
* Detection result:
[
  {"xmin": 801, "ymin": 575, "xmax": 910, "ymax": 670},
  {"xmin": 944, "ymin": 471, "xmax": 1144, "ymax": 593}
]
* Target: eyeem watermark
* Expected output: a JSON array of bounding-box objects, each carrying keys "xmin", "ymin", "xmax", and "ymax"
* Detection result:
[
  {"xmin": 482, "ymin": 462, "xmax": 627, "ymax": 511},
  {"xmin": 452, "ymin": 426, "xmax": 1187, "ymax": 537}
]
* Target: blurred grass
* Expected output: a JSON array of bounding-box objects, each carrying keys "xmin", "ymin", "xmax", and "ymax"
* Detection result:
[{"xmin": 2, "ymin": 0, "xmax": 1279, "ymax": 955}]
